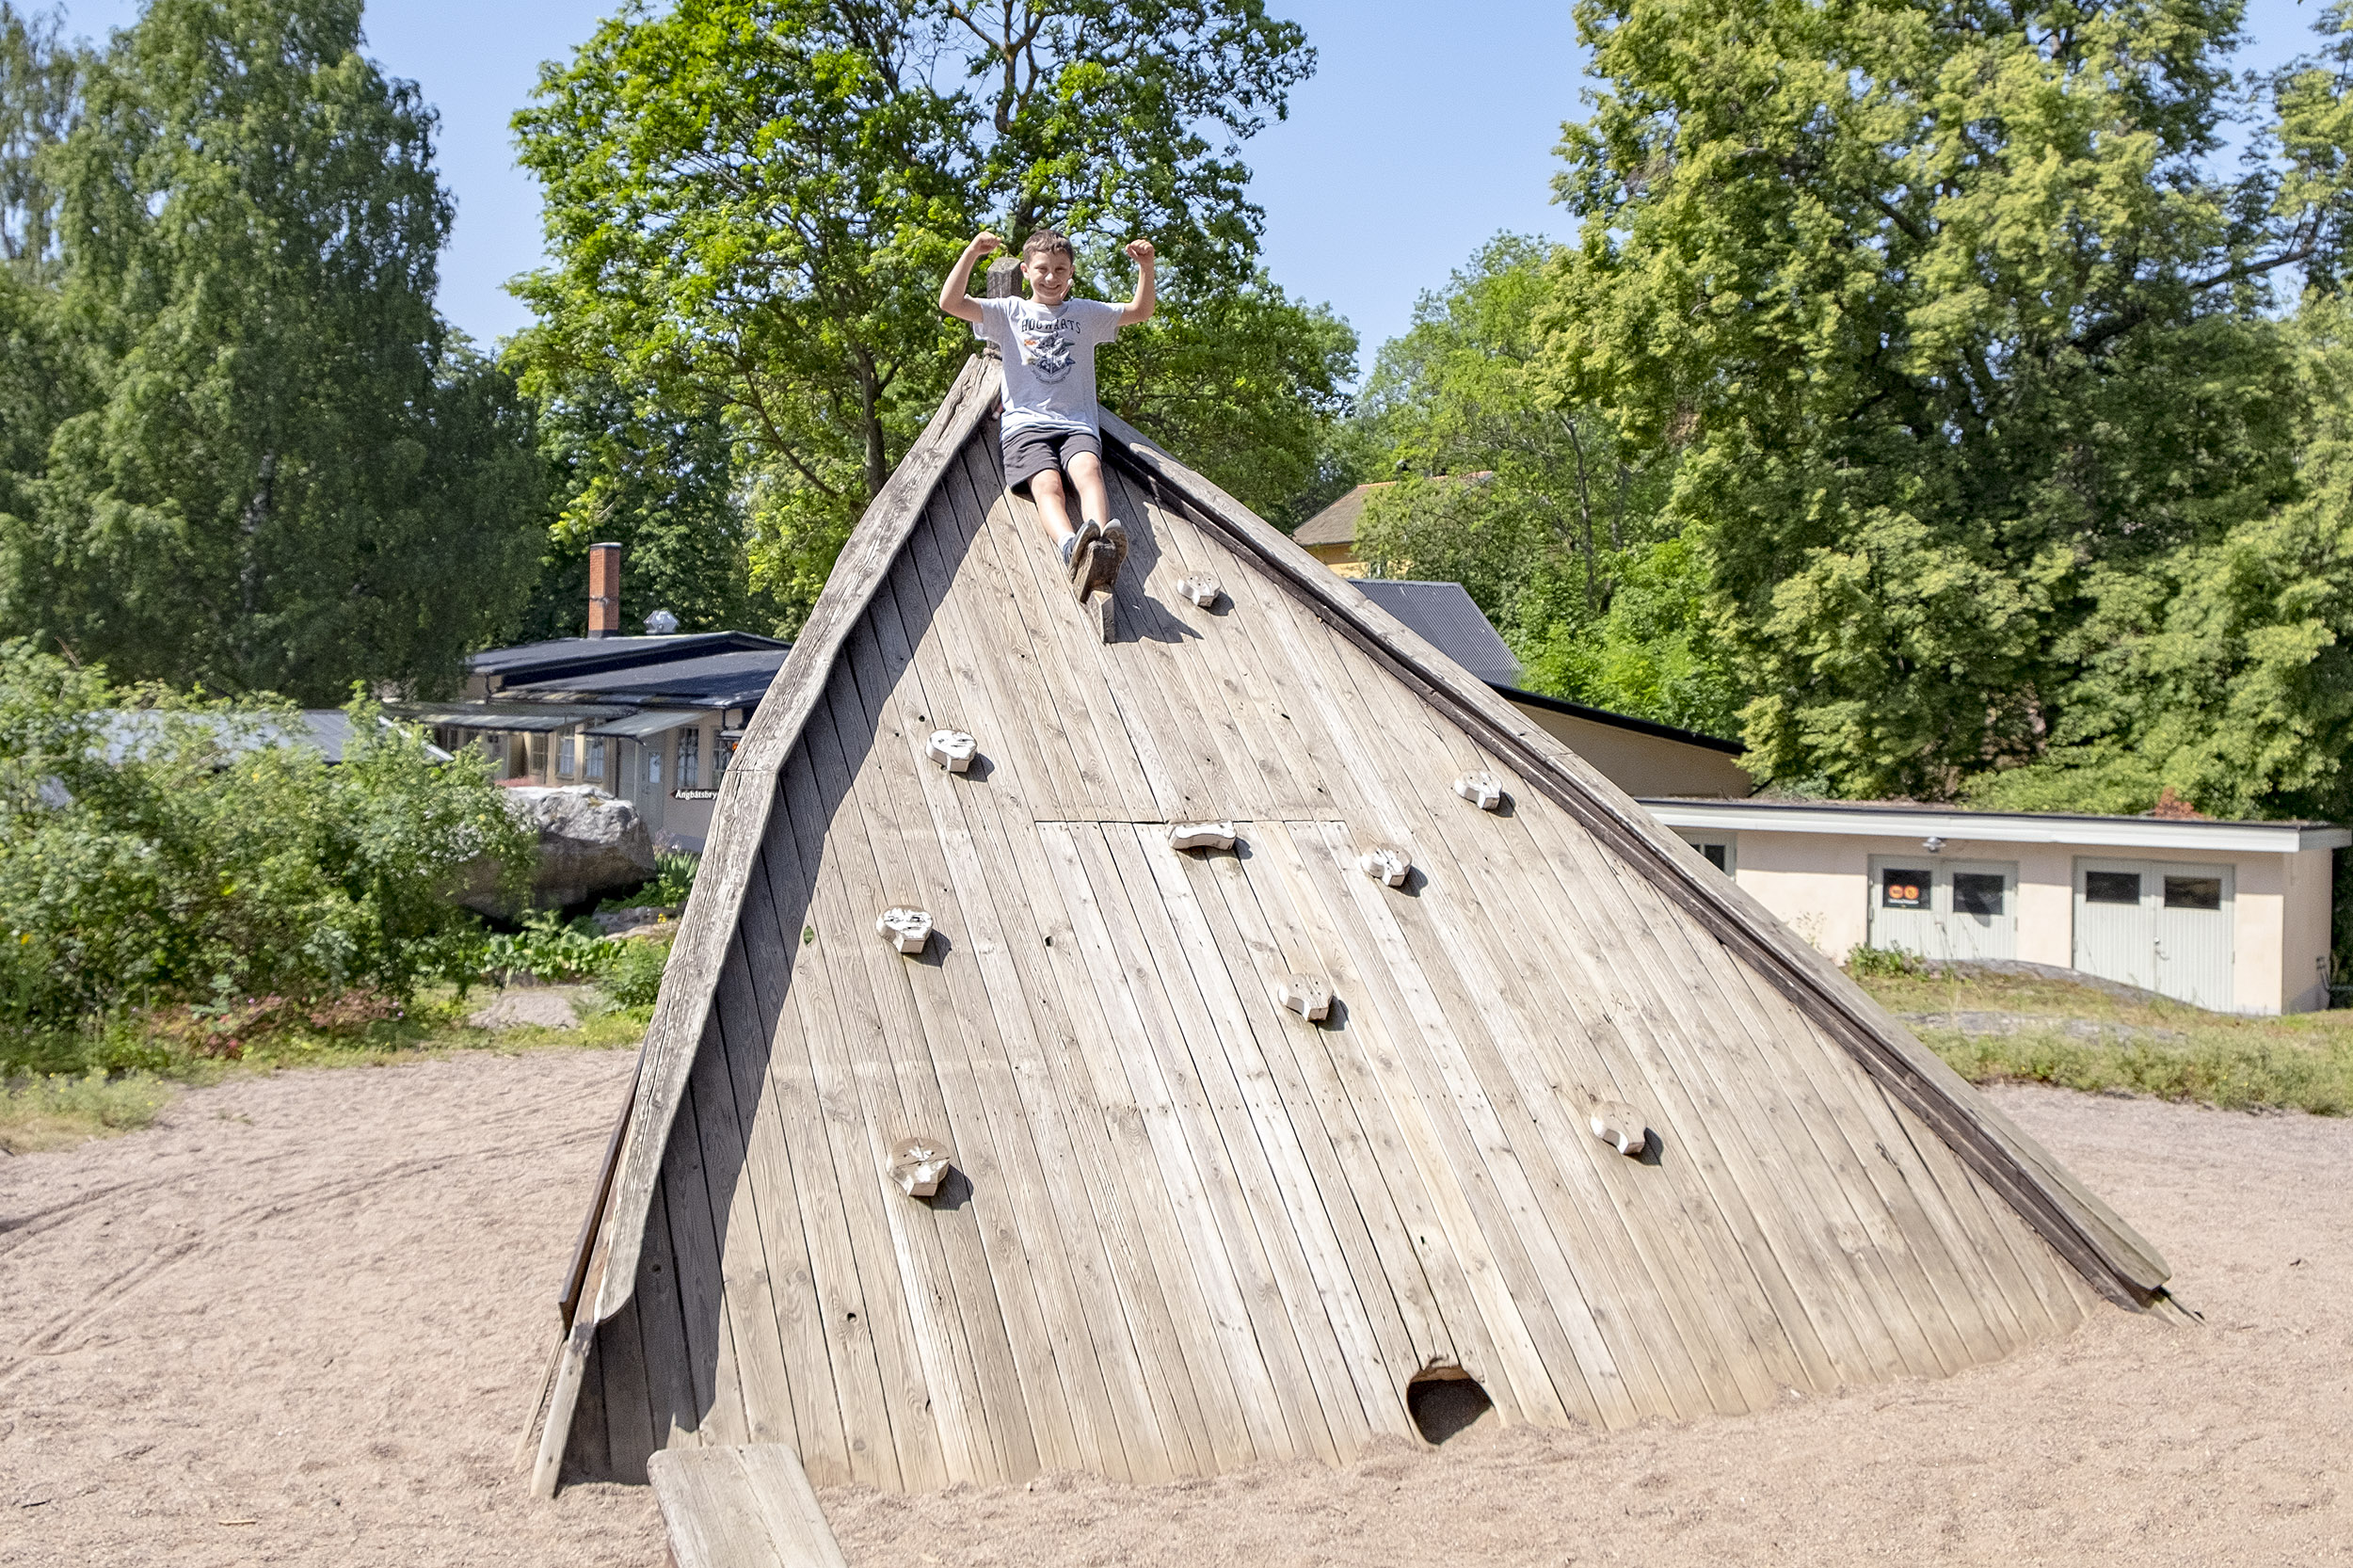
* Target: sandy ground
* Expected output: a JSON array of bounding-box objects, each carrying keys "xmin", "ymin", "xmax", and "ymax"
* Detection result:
[{"xmin": 3, "ymin": 1052, "xmax": 2347, "ymax": 1567}]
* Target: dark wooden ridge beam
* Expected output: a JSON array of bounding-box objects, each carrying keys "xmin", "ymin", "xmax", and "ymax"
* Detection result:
[{"xmin": 1093, "ymin": 409, "xmax": 2169, "ymax": 1311}]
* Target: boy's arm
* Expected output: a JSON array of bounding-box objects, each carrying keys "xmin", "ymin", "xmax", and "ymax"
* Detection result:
[
  {"xmin": 938, "ymin": 232, "xmax": 1003, "ymax": 324},
  {"xmin": 1116, "ymin": 238, "xmax": 1156, "ymax": 327}
]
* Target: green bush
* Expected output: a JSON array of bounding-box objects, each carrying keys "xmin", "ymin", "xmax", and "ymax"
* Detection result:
[
  {"xmin": 0, "ymin": 642, "xmax": 535, "ymax": 1031},
  {"xmin": 1845, "ymin": 944, "xmax": 1926, "ymax": 980},
  {"xmin": 600, "ymin": 848, "xmax": 698, "ymax": 913},
  {"xmin": 598, "ymin": 937, "xmax": 670, "ymax": 1008}
]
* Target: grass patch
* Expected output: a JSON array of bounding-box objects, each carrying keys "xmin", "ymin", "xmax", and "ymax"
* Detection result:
[
  {"xmin": 1, "ymin": 977, "xmax": 654, "ymax": 1154},
  {"xmin": 0, "ymin": 1070, "xmax": 177, "ymax": 1154},
  {"xmin": 1852, "ymin": 965, "xmax": 2353, "ymax": 1114}
]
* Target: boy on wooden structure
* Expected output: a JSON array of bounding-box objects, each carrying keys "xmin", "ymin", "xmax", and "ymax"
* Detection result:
[{"xmin": 938, "ymin": 227, "xmax": 1156, "ymax": 599}]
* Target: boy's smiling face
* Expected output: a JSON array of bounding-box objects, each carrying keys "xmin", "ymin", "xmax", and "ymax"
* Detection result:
[{"xmin": 1023, "ymin": 249, "xmax": 1074, "ymax": 306}]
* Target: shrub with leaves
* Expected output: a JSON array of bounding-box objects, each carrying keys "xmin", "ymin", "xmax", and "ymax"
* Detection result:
[{"xmin": 0, "ymin": 642, "xmax": 534, "ymax": 1028}]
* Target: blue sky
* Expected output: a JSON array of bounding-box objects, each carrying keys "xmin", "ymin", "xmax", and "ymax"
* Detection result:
[{"xmin": 47, "ymin": 0, "xmax": 2342, "ymax": 372}]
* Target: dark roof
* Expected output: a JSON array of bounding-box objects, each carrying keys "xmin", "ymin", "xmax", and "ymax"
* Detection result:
[
  {"xmin": 468, "ymin": 632, "xmax": 790, "ymax": 686},
  {"xmin": 1353, "ymin": 579, "xmax": 1521, "ymax": 685},
  {"xmin": 503, "ymin": 646, "xmax": 791, "ymax": 712},
  {"xmin": 1497, "ymin": 684, "xmax": 1745, "ymax": 755}
]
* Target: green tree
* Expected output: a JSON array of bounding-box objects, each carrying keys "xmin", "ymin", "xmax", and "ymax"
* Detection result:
[
  {"xmin": 0, "ymin": 0, "xmax": 542, "ymax": 702},
  {"xmin": 1969, "ymin": 296, "xmax": 2353, "ymax": 820},
  {"xmin": 0, "ymin": 640, "xmax": 532, "ymax": 1027},
  {"xmin": 513, "ymin": 0, "xmax": 1328, "ymax": 630},
  {"xmin": 0, "ymin": 1, "xmax": 78, "ymax": 270},
  {"xmin": 1547, "ymin": 0, "xmax": 2353, "ymax": 796}
]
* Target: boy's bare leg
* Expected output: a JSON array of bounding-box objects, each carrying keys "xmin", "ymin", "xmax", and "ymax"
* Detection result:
[
  {"xmin": 1066, "ymin": 451, "xmax": 1112, "ymax": 527},
  {"xmin": 1065, "ymin": 450, "xmax": 1128, "ymax": 587},
  {"xmin": 1030, "ymin": 468, "xmax": 1078, "ymax": 548}
]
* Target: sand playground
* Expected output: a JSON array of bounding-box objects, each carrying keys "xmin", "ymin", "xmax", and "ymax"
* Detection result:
[{"xmin": 2, "ymin": 1044, "xmax": 2345, "ymax": 1566}]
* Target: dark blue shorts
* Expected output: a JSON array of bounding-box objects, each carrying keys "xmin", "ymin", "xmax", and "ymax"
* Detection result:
[{"xmin": 1001, "ymin": 424, "xmax": 1101, "ymax": 494}]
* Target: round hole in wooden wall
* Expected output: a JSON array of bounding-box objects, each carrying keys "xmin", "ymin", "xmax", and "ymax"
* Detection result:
[{"xmin": 1405, "ymin": 1368, "xmax": 1496, "ymax": 1447}]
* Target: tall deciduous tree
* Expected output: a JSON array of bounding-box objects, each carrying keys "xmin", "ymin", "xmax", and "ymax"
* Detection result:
[
  {"xmin": 1547, "ymin": 0, "xmax": 2353, "ymax": 797},
  {"xmin": 513, "ymin": 0, "xmax": 1333, "ymax": 631},
  {"xmin": 0, "ymin": 1, "xmax": 77, "ymax": 270},
  {"xmin": 0, "ymin": 0, "xmax": 542, "ymax": 702}
]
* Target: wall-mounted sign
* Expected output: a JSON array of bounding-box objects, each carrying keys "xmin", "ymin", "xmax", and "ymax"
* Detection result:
[{"xmin": 672, "ymin": 789, "xmax": 720, "ymax": 801}]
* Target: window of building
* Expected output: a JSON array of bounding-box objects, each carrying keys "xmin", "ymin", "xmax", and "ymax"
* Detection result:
[
  {"xmin": 647, "ymin": 742, "xmax": 663, "ymax": 786},
  {"xmin": 2085, "ymin": 870, "xmax": 2141, "ymax": 904},
  {"xmin": 1952, "ymin": 872, "xmax": 2006, "ymax": 918},
  {"xmin": 527, "ymin": 732, "xmax": 549, "ymax": 777},
  {"xmin": 556, "ymin": 730, "xmax": 576, "ymax": 777},
  {"xmin": 586, "ymin": 737, "xmax": 606, "ymax": 781},
  {"xmin": 1880, "ymin": 868, "xmax": 1930, "ymax": 909},
  {"xmin": 678, "ymin": 727, "xmax": 700, "ymax": 789},
  {"xmin": 2164, "ymin": 874, "xmax": 2223, "ymax": 911}
]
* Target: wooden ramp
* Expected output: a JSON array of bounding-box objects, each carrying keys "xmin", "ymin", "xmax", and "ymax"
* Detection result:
[{"xmin": 528, "ymin": 357, "xmax": 2169, "ymax": 1497}]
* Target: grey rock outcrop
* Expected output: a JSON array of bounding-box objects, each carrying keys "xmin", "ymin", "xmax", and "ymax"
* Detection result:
[{"xmin": 457, "ymin": 785, "xmax": 656, "ymax": 915}]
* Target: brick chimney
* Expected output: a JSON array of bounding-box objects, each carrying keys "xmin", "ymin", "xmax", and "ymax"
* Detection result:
[{"xmin": 587, "ymin": 542, "xmax": 622, "ymax": 638}]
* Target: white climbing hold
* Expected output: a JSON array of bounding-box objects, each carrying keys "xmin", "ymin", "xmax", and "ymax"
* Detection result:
[
  {"xmin": 1175, "ymin": 574, "xmax": 1223, "ymax": 608},
  {"xmin": 1278, "ymin": 976, "xmax": 1333, "ymax": 1021},
  {"xmin": 1453, "ymin": 771, "xmax": 1506, "ymax": 811},
  {"xmin": 875, "ymin": 906, "xmax": 934, "ymax": 954},
  {"xmin": 1168, "ymin": 821, "xmax": 1238, "ymax": 852},
  {"xmin": 925, "ymin": 728, "xmax": 977, "ymax": 772},
  {"xmin": 1357, "ymin": 845, "xmax": 1412, "ymax": 888},
  {"xmin": 890, "ymin": 1135, "xmax": 952, "ymax": 1198},
  {"xmin": 1587, "ymin": 1098, "xmax": 1649, "ymax": 1158}
]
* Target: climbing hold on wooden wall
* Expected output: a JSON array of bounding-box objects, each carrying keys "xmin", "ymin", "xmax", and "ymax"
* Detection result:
[
  {"xmin": 1587, "ymin": 1097, "xmax": 1649, "ymax": 1157},
  {"xmin": 1168, "ymin": 821, "xmax": 1238, "ymax": 852},
  {"xmin": 889, "ymin": 1135, "xmax": 952, "ymax": 1197},
  {"xmin": 1357, "ymin": 845, "xmax": 1412, "ymax": 887},
  {"xmin": 1175, "ymin": 574, "xmax": 1222, "ymax": 608},
  {"xmin": 926, "ymin": 729, "xmax": 977, "ymax": 772},
  {"xmin": 1278, "ymin": 976, "xmax": 1333, "ymax": 1021},
  {"xmin": 875, "ymin": 907, "xmax": 934, "ymax": 954},
  {"xmin": 1453, "ymin": 772, "xmax": 1506, "ymax": 811}
]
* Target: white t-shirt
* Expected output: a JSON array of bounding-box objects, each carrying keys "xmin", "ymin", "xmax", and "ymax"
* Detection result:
[{"xmin": 974, "ymin": 296, "xmax": 1125, "ymax": 434}]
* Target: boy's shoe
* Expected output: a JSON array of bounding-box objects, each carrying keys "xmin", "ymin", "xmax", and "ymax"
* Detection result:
[
  {"xmin": 1062, "ymin": 519, "xmax": 1101, "ymax": 592},
  {"xmin": 1088, "ymin": 519, "xmax": 1130, "ymax": 592}
]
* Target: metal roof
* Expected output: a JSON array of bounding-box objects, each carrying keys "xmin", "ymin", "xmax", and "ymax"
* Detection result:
[
  {"xmin": 1353, "ymin": 579, "xmax": 1522, "ymax": 685},
  {"xmin": 585, "ymin": 708, "xmax": 709, "ymax": 741},
  {"xmin": 503, "ymin": 646, "xmax": 790, "ymax": 711},
  {"xmin": 96, "ymin": 710, "xmax": 455, "ymax": 764},
  {"xmin": 467, "ymin": 631, "xmax": 791, "ymax": 686},
  {"xmin": 397, "ymin": 701, "xmax": 630, "ymax": 733},
  {"xmin": 1641, "ymin": 796, "xmax": 2352, "ymax": 854}
]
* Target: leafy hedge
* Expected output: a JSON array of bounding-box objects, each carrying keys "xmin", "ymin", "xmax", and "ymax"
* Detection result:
[{"xmin": 0, "ymin": 642, "xmax": 535, "ymax": 1028}]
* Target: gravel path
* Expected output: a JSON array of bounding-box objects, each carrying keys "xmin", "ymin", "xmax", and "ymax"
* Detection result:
[{"xmin": 2, "ymin": 1053, "xmax": 2345, "ymax": 1566}]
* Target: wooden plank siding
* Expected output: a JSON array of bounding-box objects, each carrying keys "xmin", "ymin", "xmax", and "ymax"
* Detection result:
[{"xmin": 542, "ymin": 359, "xmax": 2159, "ymax": 1495}]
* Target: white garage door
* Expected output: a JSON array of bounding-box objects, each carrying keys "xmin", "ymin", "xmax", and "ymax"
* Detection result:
[
  {"xmin": 1867, "ymin": 857, "xmax": 2019, "ymax": 961},
  {"xmin": 2073, "ymin": 858, "xmax": 2233, "ymax": 1010}
]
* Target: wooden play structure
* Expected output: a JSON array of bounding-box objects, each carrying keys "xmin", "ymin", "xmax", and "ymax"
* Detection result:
[{"xmin": 523, "ymin": 358, "xmax": 2169, "ymax": 1546}]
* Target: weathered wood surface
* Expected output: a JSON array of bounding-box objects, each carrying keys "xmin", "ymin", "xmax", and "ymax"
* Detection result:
[
  {"xmin": 536, "ymin": 356, "xmax": 2162, "ymax": 1496},
  {"xmin": 648, "ymin": 1444, "xmax": 850, "ymax": 1568}
]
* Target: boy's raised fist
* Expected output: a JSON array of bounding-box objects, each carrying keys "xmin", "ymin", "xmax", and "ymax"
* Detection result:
[
  {"xmin": 1124, "ymin": 238, "xmax": 1155, "ymax": 264},
  {"xmin": 972, "ymin": 232, "xmax": 1004, "ymax": 255}
]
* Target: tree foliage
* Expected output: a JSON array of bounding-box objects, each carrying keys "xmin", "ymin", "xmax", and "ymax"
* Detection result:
[
  {"xmin": 0, "ymin": 1, "xmax": 76, "ymax": 270},
  {"xmin": 1350, "ymin": 234, "xmax": 1737, "ymax": 732},
  {"xmin": 512, "ymin": 0, "xmax": 1337, "ymax": 630},
  {"xmin": 0, "ymin": 0, "xmax": 544, "ymax": 702},
  {"xmin": 1539, "ymin": 0, "xmax": 2353, "ymax": 802},
  {"xmin": 0, "ymin": 640, "xmax": 532, "ymax": 1028}
]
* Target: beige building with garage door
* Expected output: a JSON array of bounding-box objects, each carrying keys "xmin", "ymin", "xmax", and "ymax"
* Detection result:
[{"xmin": 1644, "ymin": 798, "xmax": 2346, "ymax": 1015}]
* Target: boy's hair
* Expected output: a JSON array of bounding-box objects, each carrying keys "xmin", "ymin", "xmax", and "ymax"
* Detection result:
[{"xmin": 1020, "ymin": 229, "xmax": 1075, "ymax": 264}]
